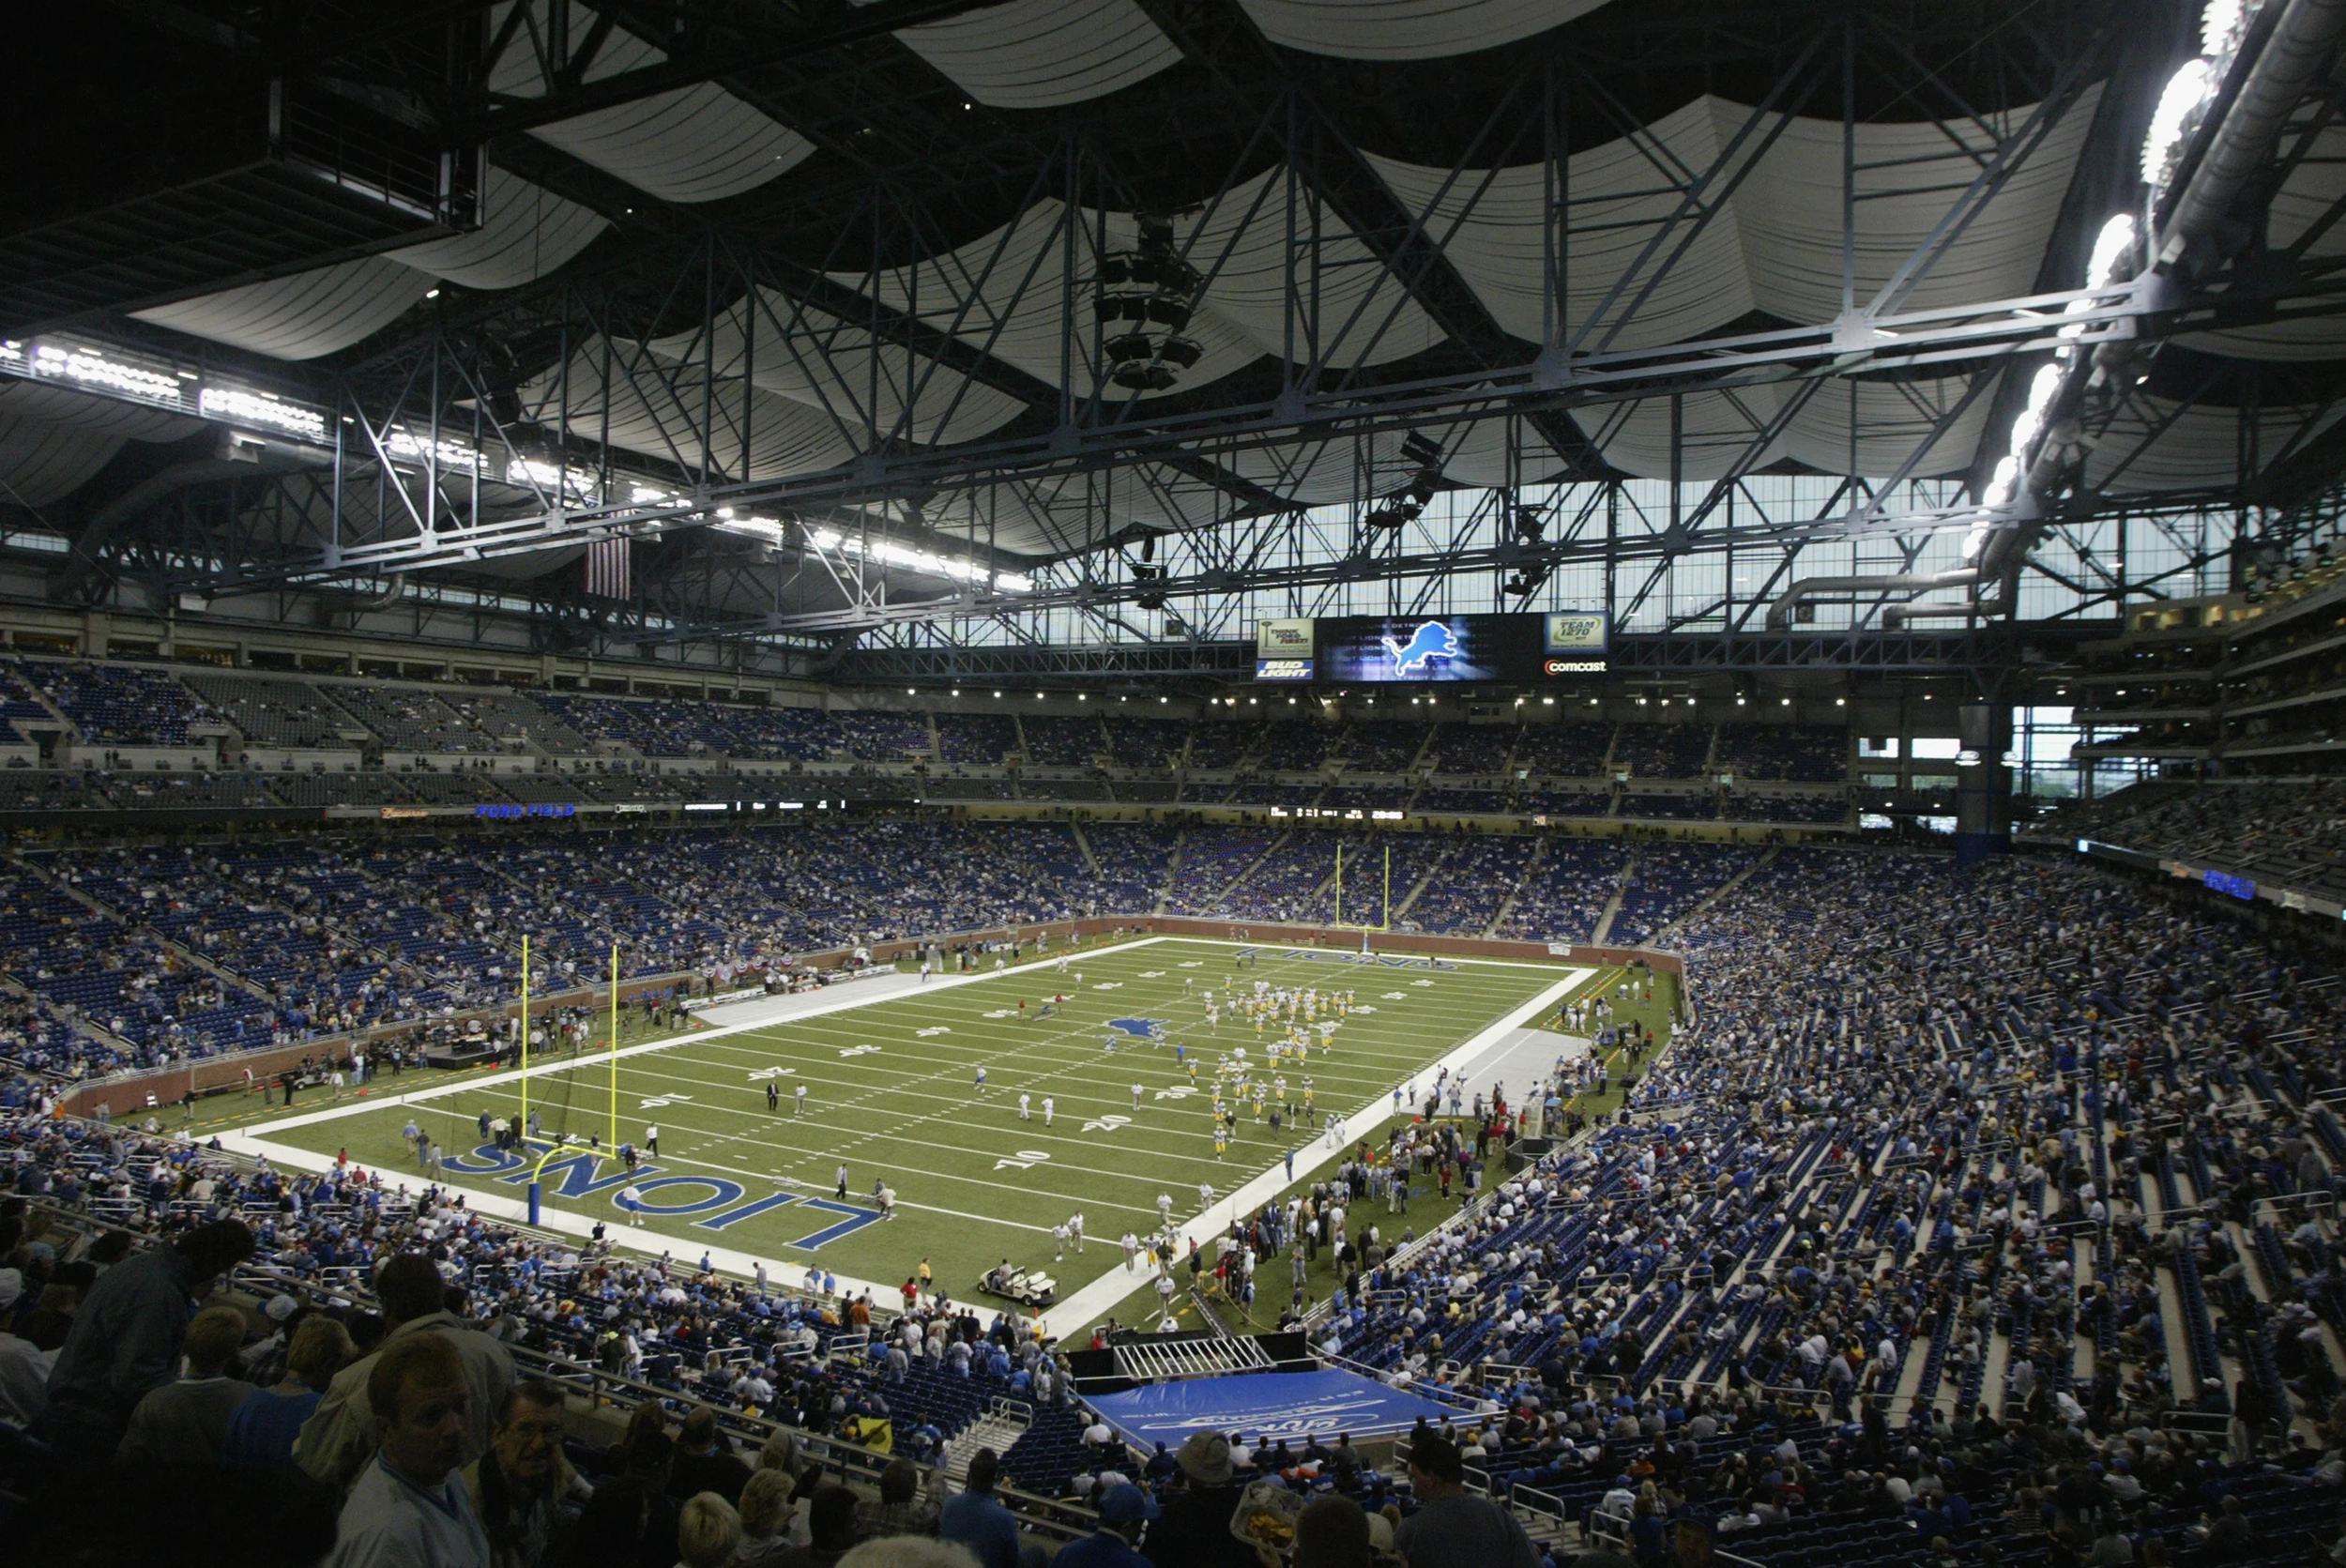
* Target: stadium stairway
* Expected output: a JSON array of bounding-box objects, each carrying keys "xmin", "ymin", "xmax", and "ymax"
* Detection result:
[
  {"xmin": 1481, "ymin": 839, "xmax": 1543, "ymax": 938},
  {"xmin": 1589, "ymin": 850, "xmax": 1634, "ymax": 944},
  {"xmin": 1212, "ymin": 830, "xmax": 1292, "ymax": 907},
  {"xmin": 1068, "ymin": 820, "xmax": 1102, "ymax": 877},
  {"xmin": 947, "ymin": 1400, "xmax": 1032, "ymax": 1484},
  {"xmin": 1387, "ymin": 844, "xmax": 1447, "ymax": 925},
  {"xmin": 1649, "ymin": 847, "xmax": 1778, "ymax": 946},
  {"xmin": 15, "ymin": 854, "xmax": 276, "ymax": 1009},
  {"xmin": 1151, "ymin": 832, "xmax": 1181, "ymax": 915}
]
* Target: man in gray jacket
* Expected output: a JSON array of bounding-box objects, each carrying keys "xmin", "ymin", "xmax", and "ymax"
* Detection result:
[
  {"xmin": 298, "ymin": 1252, "xmax": 515, "ymax": 1490},
  {"xmin": 44, "ymin": 1219, "xmax": 253, "ymax": 1460}
]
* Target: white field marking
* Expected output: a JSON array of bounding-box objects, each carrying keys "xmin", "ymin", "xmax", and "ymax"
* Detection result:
[
  {"xmin": 227, "ymin": 940, "xmax": 1592, "ymax": 1302},
  {"xmin": 229, "ymin": 1135, "xmax": 952, "ymax": 1310},
  {"xmin": 1043, "ymin": 966, "xmax": 1592, "ymax": 1336},
  {"xmin": 223, "ymin": 934, "xmax": 1176, "ymax": 1143},
  {"xmin": 389, "ymin": 1095, "xmax": 1166, "ymax": 1224},
  {"xmin": 1165, "ymin": 935, "xmax": 1588, "ymax": 973}
]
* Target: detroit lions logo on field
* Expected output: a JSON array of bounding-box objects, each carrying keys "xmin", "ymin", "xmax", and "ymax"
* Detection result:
[{"xmin": 1379, "ymin": 620, "xmax": 1460, "ymax": 677}]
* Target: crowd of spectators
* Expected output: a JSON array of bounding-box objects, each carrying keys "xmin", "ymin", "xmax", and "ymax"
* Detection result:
[{"xmin": 6, "ymin": 834, "xmax": 2346, "ymax": 1565}]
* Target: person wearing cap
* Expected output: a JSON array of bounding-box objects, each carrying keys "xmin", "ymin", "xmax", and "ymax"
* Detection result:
[
  {"xmin": 1059, "ymin": 1483, "xmax": 1159, "ymax": 1568},
  {"xmin": 1143, "ymin": 1430, "xmax": 1255, "ymax": 1568},
  {"xmin": 1392, "ymin": 1433, "xmax": 1538, "ymax": 1568}
]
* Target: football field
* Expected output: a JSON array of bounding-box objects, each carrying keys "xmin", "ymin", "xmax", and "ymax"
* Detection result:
[{"xmin": 225, "ymin": 936, "xmax": 1603, "ymax": 1330}]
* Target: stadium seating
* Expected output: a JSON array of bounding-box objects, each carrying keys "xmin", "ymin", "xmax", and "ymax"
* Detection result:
[
  {"xmin": 184, "ymin": 673, "xmax": 361, "ymax": 749},
  {"xmin": 1613, "ymin": 723, "xmax": 1713, "ymax": 779},
  {"xmin": 5, "ymin": 826, "xmax": 2346, "ymax": 1568},
  {"xmin": 7, "ymin": 833, "xmax": 2339, "ymax": 1568},
  {"xmin": 1715, "ymin": 723, "xmax": 1851, "ymax": 782},
  {"xmin": 1022, "ymin": 715, "xmax": 1104, "ymax": 766},
  {"xmin": 937, "ymin": 712, "xmax": 1021, "ymax": 764},
  {"xmin": 1102, "ymin": 715, "xmax": 1187, "ymax": 769},
  {"xmin": 330, "ymin": 686, "xmax": 501, "ymax": 753},
  {"xmin": 1514, "ymin": 722, "xmax": 1616, "ymax": 776},
  {"xmin": 1337, "ymin": 721, "xmax": 1435, "ymax": 772},
  {"xmin": 26, "ymin": 659, "xmax": 213, "ymax": 746}
]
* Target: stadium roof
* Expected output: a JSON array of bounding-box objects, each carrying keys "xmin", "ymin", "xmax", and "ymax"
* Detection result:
[{"xmin": 3, "ymin": 0, "xmax": 2341, "ymax": 664}]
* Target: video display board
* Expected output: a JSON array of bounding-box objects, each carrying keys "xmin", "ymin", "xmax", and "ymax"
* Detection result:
[{"xmin": 1295, "ymin": 611, "xmax": 1610, "ymax": 682}]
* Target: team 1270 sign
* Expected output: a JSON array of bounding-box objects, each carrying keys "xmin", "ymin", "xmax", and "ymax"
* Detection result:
[
  {"xmin": 1254, "ymin": 617, "xmax": 1315, "ymax": 681},
  {"xmin": 1543, "ymin": 610, "xmax": 1609, "ymax": 674}
]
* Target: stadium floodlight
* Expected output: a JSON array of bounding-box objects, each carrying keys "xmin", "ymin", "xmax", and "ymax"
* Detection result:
[{"xmin": 198, "ymin": 385, "xmax": 328, "ymax": 442}]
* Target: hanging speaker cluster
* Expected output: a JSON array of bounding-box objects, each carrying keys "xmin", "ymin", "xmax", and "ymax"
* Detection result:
[{"xmin": 1096, "ymin": 214, "xmax": 1203, "ymax": 391}]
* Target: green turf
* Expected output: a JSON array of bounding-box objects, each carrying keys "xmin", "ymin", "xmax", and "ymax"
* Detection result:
[{"xmin": 237, "ymin": 937, "xmax": 1596, "ymax": 1313}]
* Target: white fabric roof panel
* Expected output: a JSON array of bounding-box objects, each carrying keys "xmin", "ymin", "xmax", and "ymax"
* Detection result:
[
  {"xmin": 1581, "ymin": 373, "xmax": 1990, "ymax": 483},
  {"xmin": 489, "ymin": 2, "xmax": 812, "ymax": 204},
  {"xmin": 887, "ymin": 0, "xmax": 1182, "ymax": 109},
  {"xmin": 389, "ymin": 167, "xmax": 609, "ymax": 290},
  {"xmin": 130, "ymin": 257, "xmax": 434, "ymax": 361},
  {"xmin": 842, "ymin": 200, "xmax": 1264, "ymax": 403},
  {"xmin": 1369, "ymin": 98, "xmax": 1759, "ymax": 355},
  {"xmin": 1239, "ymin": 0, "xmax": 1613, "ymax": 60},
  {"xmin": 2177, "ymin": 126, "xmax": 2346, "ymax": 361},
  {"xmin": 522, "ymin": 342, "xmax": 860, "ymax": 483},
  {"xmin": 0, "ymin": 415, "xmax": 129, "ymax": 508},
  {"xmin": 656, "ymin": 291, "xmax": 1030, "ymax": 446},
  {"xmin": 1732, "ymin": 91, "xmax": 2097, "ymax": 322},
  {"xmin": 0, "ymin": 380, "xmax": 206, "ymax": 442},
  {"xmin": 125, "ymin": 169, "xmax": 602, "ymax": 358},
  {"xmin": 837, "ymin": 181, "xmax": 1444, "ymax": 410},
  {"xmin": 1366, "ymin": 90, "xmax": 2097, "ymax": 355},
  {"xmin": 2083, "ymin": 394, "xmax": 2333, "ymax": 493},
  {"xmin": 0, "ymin": 381, "xmax": 205, "ymax": 514}
]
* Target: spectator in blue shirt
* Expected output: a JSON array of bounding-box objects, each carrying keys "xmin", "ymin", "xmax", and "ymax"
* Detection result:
[
  {"xmin": 938, "ymin": 1448, "xmax": 1023, "ymax": 1568},
  {"xmin": 1058, "ymin": 1484, "xmax": 1158, "ymax": 1568}
]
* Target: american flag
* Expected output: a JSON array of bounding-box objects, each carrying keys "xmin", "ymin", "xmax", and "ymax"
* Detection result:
[{"xmin": 585, "ymin": 536, "xmax": 631, "ymax": 599}]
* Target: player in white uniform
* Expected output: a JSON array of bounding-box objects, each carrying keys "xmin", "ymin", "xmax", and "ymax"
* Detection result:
[{"xmin": 1019, "ymin": 1091, "xmax": 1032, "ymax": 1120}]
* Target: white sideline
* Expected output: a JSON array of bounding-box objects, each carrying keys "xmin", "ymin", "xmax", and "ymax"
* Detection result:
[
  {"xmin": 219, "ymin": 938, "xmax": 1592, "ymax": 1337},
  {"xmin": 1043, "ymin": 966, "xmax": 1592, "ymax": 1334}
]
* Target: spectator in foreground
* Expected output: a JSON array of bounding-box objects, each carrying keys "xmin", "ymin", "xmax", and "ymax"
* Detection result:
[
  {"xmin": 676, "ymin": 1492, "xmax": 741, "ymax": 1568},
  {"xmin": 1286, "ymin": 1495, "xmax": 1373, "ymax": 1568},
  {"xmin": 669, "ymin": 1406, "xmax": 754, "ymax": 1505},
  {"xmin": 226, "ymin": 1314, "xmax": 356, "ymax": 1468},
  {"xmin": 779, "ymin": 1485, "xmax": 861, "ymax": 1568},
  {"xmin": 326, "ymin": 1331, "xmax": 491, "ymax": 1568},
  {"xmin": 1059, "ymin": 1484, "xmax": 1160, "ymax": 1568},
  {"xmin": 44, "ymin": 1217, "xmax": 253, "ymax": 1460},
  {"xmin": 1392, "ymin": 1434, "xmax": 1540, "ymax": 1568},
  {"xmin": 736, "ymin": 1468, "xmax": 808, "ymax": 1567},
  {"xmin": 835, "ymin": 1540, "xmax": 986, "ymax": 1568},
  {"xmin": 1142, "ymin": 1430, "xmax": 1252, "ymax": 1568},
  {"xmin": 117, "ymin": 1304, "xmax": 254, "ymax": 1464},
  {"xmin": 937, "ymin": 1448, "xmax": 1020, "ymax": 1568},
  {"xmin": 298, "ymin": 1251, "xmax": 517, "ymax": 1489},
  {"xmin": 857, "ymin": 1457, "xmax": 942, "ymax": 1540},
  {"xmin": 465, "ymin": 1378, "xmax": 572, "ymax": 1568}
]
